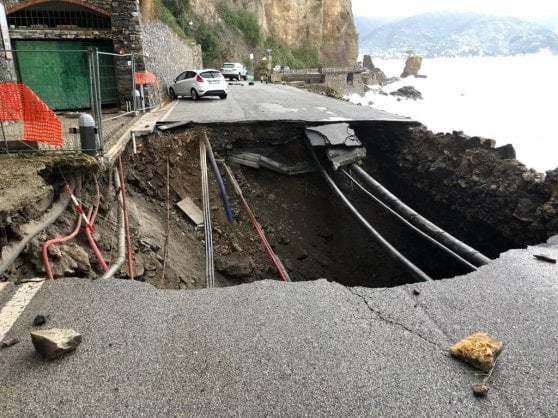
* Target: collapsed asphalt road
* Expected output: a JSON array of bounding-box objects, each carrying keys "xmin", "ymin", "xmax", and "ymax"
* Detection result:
[
  {"xmin": 0, "ymin": 237, "xmax": 556, "ymax": 416},
  {"xmin": 160, "ymin": 83, "xmax": 416, "ymax": 128}
]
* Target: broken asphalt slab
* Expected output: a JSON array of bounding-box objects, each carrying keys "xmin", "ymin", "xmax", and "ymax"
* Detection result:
[
  {"xmin": 0, "ymin": 238, "xmax": 557, "ymax": 416},
  {"xmin": 160, "ymin": 84, "xmax": 417, "ymax": 129}
]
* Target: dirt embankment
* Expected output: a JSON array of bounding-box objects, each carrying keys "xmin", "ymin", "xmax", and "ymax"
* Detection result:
[
  {"xmin": 2, "ymin": 123, "xmax": 556, "ymax": 288},
  {"xmin": 356, "ymin": 125, "xmax": 558, "ymax": 256}
]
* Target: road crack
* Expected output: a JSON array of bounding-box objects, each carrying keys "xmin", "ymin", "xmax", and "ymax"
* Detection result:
[{"xmin": 347, "ymin": 287, "xmax": 444, "ymax": 350}]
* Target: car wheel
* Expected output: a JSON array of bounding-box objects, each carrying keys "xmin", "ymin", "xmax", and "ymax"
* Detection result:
[
  {"xmin": 220, "ymin": 94, "xmax": 227, "ymax": 100},
  {"xmin": 191, "ymin": 89, "xmax": 199, "ymax": 101},
  {"xmin": 169, "ymin": 88, "xmax": 177, "ymax": 100}
]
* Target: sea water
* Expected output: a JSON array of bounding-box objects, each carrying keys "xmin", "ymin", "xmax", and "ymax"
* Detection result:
[{"xmin": 348, "ymin": 53, "xmax": 558, "ymax": 172}]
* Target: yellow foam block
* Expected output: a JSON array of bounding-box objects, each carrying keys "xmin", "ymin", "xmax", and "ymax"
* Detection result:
[{"xmin": 450, "ymin": 332, "xmax": 503, "ymax": 372}]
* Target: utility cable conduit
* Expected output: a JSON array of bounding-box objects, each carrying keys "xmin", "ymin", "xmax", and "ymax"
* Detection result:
[
  {"xmin": 200, "ymin": 138, "xmax": 216, "ymax": 288},
  {"xmin": 342, "ymin": 169, "xmax": 478, "ymax": 272},
  {"xmin": 350, "ymin": 164, "xmax": 491, "ymax": 267},
  {"xmin": 306, "ymin": 144, "xmax": 432, "ymax": 282},
  {"xmin": 43, "ymin": 176, "xmax": 108, "ymax": 279},
  {"xmin": 101, "ymin": 167, "xmax": 127, "ymax": 280},
  {"xmin": 0, "ymin": 179, "xmax": 75, "ymax": 277},
  {"xmin": 203, "ymin": 131, "xmax": 234, "ymax": 224},
  {"xmin": 117, "ymin": 155, "xmax": 135, "ymax": 279},
  {"xmin": 221, "ymin": 162, "xmax": 291, "ymax": 282}
]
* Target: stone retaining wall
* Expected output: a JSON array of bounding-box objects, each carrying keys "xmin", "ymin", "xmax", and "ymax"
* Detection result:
[{"xmin": 141, "ymin": 20, "xmax": 203, "ymax": 94}]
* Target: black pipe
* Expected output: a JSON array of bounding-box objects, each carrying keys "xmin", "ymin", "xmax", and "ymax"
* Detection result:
[
  {"xmin": 203, "ymin": 132, "xmax": 234, "ymax": 224},
  {"xmin": 306, "ymin": 144, "xmax": 432, "ymax": 282},
  {"xmin": 342, "ymin": 169, "xmax": 477, "ymax": 272},
  {"xmin": 351, "ymin": 164, "xmax": 491, "ymax": 267}
]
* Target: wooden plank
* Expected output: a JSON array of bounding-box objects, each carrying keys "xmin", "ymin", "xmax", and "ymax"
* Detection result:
[{"xmin": 176, "ymin": 197, "xmax": 203, "ymax": 227}]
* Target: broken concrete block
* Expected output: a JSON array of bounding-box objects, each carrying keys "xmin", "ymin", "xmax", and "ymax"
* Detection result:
[
  {"xmin": 450, "ymin": 332, "xmax": 503, "ymax": 371},
  {"xmin": 31, "ymin": 328, "xmax": 82, "ymax": 360}
]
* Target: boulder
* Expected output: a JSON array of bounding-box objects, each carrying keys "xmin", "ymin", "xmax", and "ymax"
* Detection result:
[
  {"xmin": 216, "ymin": 254, "xmax": 254, "ymax": 278},
  {"xmin": 362, "ymin": 55, "xmax": 375, "ymax": 70},
  {"xmin": 390, "ymin": 86, "xmax": 423, "ymax": 100},
  {"xmin": 401, "ymin": 55, "xmax": 423, "ymax": 78},
  {"xmin": 31, "ymin": 328, "xmax": 82, "ymax": 360}
]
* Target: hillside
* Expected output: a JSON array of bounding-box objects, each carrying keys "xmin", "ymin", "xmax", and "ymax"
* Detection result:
[
  {"xmin": 359, "ymin": 12, "xmax": 558, "ymax": 58},
  {"xmin": 145, "ymin": 0, "xmax": 358, "ymax": 68},
  {"xmin": 354, "ymin": 16, "xmax": 393, "ymax": 37}
]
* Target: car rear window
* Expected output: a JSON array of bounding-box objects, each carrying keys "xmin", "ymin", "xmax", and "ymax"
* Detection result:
[
  {"xmin": 223, "ymin": 64, "xmax": 235, "ymax": 68},
  {"xmin": 201, "ymin": 71, "xmax": 222, "ymax": 79}
]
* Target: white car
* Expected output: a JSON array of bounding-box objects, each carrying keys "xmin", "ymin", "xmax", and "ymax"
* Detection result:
[
  {"xmin": 221, "ymin": 62, "xmax": 247, "ymax": 81},
  {"xmin": 169, "ymin": 69, "xmax": 228, "ymax": 100}
]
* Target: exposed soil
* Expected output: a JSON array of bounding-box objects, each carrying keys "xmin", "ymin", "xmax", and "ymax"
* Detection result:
[{"xmin": 3, "ymin": 121, "xmax": 554, "ymax": 290}]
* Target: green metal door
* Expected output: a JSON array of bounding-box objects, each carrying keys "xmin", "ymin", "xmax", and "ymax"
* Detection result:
[{"xmin": 14, "ymin": 40, "xmax": 117, "ymax": 111}]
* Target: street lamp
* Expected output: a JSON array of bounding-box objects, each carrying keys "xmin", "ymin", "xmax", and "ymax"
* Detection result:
[{"xmin": 266, "ymin": 49, "xmax": 273, "ymax": 83}]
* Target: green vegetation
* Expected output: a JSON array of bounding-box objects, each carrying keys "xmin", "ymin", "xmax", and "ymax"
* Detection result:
[
  {"xmin": 263, "ymin": 39, "xmax": 321, "ymax": 69},
  {"xmin": 153, "ymin": 1, "xmax": 321, "ymax": 69},
  {"xmin": 217, "ymin": 4, "xmax": 261, "ymax": 47},
  {"xmin": 154, "ymin": 0, "xmax": 187, "ymax": 39}
]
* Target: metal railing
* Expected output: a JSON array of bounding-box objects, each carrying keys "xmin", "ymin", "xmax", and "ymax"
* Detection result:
[{"xmin": 0, "ymin": 47, "xmax": 163, "ymax": 156}]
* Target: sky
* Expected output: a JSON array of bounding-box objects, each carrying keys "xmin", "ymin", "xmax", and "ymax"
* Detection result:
[{"xmin": 352, "ymin": 0, "xmax": 558, "ymax": 19}]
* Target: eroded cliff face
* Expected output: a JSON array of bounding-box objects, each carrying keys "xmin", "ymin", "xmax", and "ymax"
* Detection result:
[{"xmin": 189, "ymin": 0, "xmax": 358, "ymax": 66}]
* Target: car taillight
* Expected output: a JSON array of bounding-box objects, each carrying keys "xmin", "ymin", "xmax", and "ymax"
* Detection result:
[{"xmin": 196, "ymin": 74, "xmax": 204, "ymax": 82}]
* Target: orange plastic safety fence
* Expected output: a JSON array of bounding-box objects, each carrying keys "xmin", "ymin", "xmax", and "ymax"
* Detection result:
[
  {"xmin": 134, "ymin": 71, "xmax": 159, "ymax": 86},
  {"xmin": 0, "ymin": 82, "xmax": 62, "ymax": 147}
]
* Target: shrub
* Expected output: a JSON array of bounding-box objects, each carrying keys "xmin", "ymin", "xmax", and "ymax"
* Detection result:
[{"xmin": 217, "ymin": 4, "xmax": 261, "ymax": 47}]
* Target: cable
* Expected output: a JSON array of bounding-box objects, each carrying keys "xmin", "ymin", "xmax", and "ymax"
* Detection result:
[
  {"xmin": 221, "ymin": 162, "xmax": 291, "ymax": 282},
  {"xmin": 342, "ymin": 169, "xmax": 477, "ymax": 272},
  {"xmin": 306, "ymin": 144, "xmax": 432, "ymax": 282},
  {"xmin": 350, "ymin": 164, "xmax": 491, "ymax": 267},
  {"xmin": 200, "ymin": 138, "xmax": 215, "ymax": 288}
]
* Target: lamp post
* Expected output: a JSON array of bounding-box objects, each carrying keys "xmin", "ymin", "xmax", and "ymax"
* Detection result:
[{"xmin": 266, "ymin": 48, "xmax": 272, "ymax": 83}]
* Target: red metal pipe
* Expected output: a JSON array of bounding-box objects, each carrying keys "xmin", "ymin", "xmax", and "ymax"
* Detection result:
[
  {"xmin": 117, "ymin": 155, "xmax": 134, "ymax": 279},
  {"xmin": 84, "ymin": 224, "xmax": 109, "ymax": 272},
  {"xmin": 42, "ymin": 214, "xmax": 83, "ymax": 280},
  {"xmin": 222, "ymin": 163, "xmax": 291, "ymax": 282}
]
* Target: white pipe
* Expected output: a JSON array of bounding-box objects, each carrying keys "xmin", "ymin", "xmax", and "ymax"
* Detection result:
[
  {"xmin": 0, "ymin": 179, "xmax": 76, "ymax": 276},
  {"xmin": 100, "ymin": 168, "xmax": 126, "ymax": 280}
]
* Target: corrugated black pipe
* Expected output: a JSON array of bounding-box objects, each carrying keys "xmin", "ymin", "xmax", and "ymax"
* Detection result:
[
  {"xmin": 306, "ymin": 144, "xmax": 432, "ymax": 283},
  {"xmin": 342, "ymin": 169, "xmax": 477, "ymax": 272},
  {"xmin": 203, "ymin": 132, "xmax": 234, "ymax": 224},
  {"xmin": 351, "ymin": 164, "xmax": 491, "ymax": 267}
]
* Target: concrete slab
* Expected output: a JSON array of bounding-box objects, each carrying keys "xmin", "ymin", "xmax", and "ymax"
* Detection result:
[
  {"xmin": 0, "ymin": 238, "xmax": 556, "ymax": 416},
  {"xmin": 160, "ymin": 84, "xmax": 416, "ymax": 129}
]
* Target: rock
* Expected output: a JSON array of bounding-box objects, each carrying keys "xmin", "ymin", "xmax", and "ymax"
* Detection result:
[
  {"xmin": 494, "ymin": 144, "xmax": 516, "ymax": 160},
  {"xmin": 296, "ymin": 250, "xmax": 309, "ymax": 261},
  {"xmin": 449, "ymin": 332, "xmax": 503, "ymax": 371},
  {"xmin": 401, "ymin": 55, "xmax": 423, "ymax": 78},
  {"xmin": 1, "ymin": 337, "xmax": 20, "ymax": 349},
  {"xmin": 279, "ymin": 236, "xmax": 291, "ymax": 245},
  {"xmin": 33, "ymin": 314, "xmax": 47, "ymax": 326},
  {"xmin": 317, "ymin": 230, "xmax": 334, "ymax": 240},
  {"xmin": 472, "ymin": 383, "xmax": 490, "ymax": 397},
  {"xmin": 390, "ymin": 86, "xmax": 423, "ymax": 100},
  {"xmin": 31, "ymin": 328, "xmax": 82, "ymax": 360},
  {"xmin": 216, "ymin": 254, "xmax": 254, "ymax": 278},
  {"xmin": 362, "ymin": 54, "xmax": 375, "ymax": 70}
]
